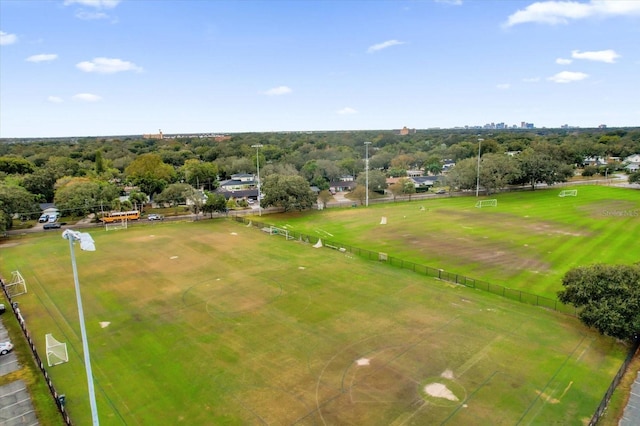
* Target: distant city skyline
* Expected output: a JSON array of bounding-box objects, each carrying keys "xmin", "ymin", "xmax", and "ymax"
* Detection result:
[{"xmin": 1, "ymin": 0, "xmax": 639, "ymax": 138}]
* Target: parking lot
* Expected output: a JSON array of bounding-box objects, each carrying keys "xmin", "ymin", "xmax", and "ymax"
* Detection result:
[{"xmin": 0, "ymin": 313, "xmax": 39, "ymax": 425}]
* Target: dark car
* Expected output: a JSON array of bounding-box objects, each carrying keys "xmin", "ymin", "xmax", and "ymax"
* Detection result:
[{"xmin": 43, "ymin": 222, "xmax": 62, "ymax": 230}]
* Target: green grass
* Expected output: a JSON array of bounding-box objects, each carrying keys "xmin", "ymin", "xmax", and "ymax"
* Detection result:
[
  {"xmin": 0, "ymin": 216, "xmax": 629, "ymax": 425},
  {"xmin": 263, "ymin": 185, "xmax": 640, "ymax": 298}
]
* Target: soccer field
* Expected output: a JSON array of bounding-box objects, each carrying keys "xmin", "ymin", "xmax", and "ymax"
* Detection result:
[
  {"xmin": 0, "ymin": 219, "xmax": 627, "ymax": 425},
  {"xmin": 265, "ymin": 185, "xmax": 640, "ymax": 299}
]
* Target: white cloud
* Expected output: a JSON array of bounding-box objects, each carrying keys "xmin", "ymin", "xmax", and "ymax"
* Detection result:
[
  {"xmin": 26, "ymin": 54, "xmax": 58, "ymax": 63},
  {"xmin": 75, "ymin": 11, "xmax": 109, "ymax": 20},
  {"xmin": 571, "ymin": 49, "xmax": 620, "ymax": 63},
  {"xmin": 72, "ymin": 93, "xmax": 102, "ymax": 102},
  {"xmin": 548, "ymin": 70, "xmax": 589, "ymax": 83},
  {"xmin": 496, "ymin": 83, "xmax": 511, "ymax": 90},
  {"xmin": 367, "ymin": 39, "xmax": 405, "ymax": 53},
  {"xmin": 523, "ymin": 77, "xmax": 541, "ymax": 82},
  {"xmin": 435, "ymin": 0, "xmax": 463, "ymax": 5},
  {"xmin": 47, "ymin": 96, "xmax": 63, "ymax": 103},
  {"xmin": 64, "ymin": 0, "xmax": 121, "ymax": 8},
  {"xmin": 0, "ymin": 31, "xmax": 18, "ymax": 45},
  {"xmin": 76, "ymin": 57, "xmax": 143, "ymax": 74},
  {"xmin": 505, "ymin": 0, "xmax": 640, "ymax": 27},
  {"xmin": 556, "ymin": 58, "xmax": 572, "ymax": 65},
  {"xmin": 263, "ymin": 86, "xmax": 292, "ymax": 96},
  {"xmin": 337, "ymin": 107, "xmax": 358, "ymax": 115}
]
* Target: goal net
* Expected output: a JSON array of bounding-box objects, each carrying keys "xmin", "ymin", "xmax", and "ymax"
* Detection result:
[
  {"xmin": 46, "ymin": 333, "xmax": 69, "ymax": 366},
  {"xmin": 270, "ymin": 226, "xmax": 294, "ymax": 240},
  {"xmin": 5, "ymin": 270, "xmax": 27, "ymax": 297},
  {"xmin": 105, "ymin": 219, "xmax": 127, "ymax": 231},
  {"xmin": 559, "ymin": 189, "xmax": 577, "ymax": 197},
  {"xmin": 313, "ymin": 239, "xmax": 323, "ymax": 248},
  {"xmin": 380, "ymin": 217, "xmax": 387, "ymax": 225},
  {"xmin": 475, "ymin": 199, "xmax": 497, "ymax": 208}
]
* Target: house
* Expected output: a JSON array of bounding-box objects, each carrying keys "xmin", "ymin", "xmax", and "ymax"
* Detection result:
[
  {"xmin": 218, "ymin": 173, "xmax": 257, "ymax": 191},
  {"xmin": 411, "ymin": 176, "xmax": 441, "ymax": 191},
  {"xmin": 442, "ymin": 160, "xmax": 456, "ymax": 172},
  {"xmin": 583, "ymin": 156, "xmax": 607, "ymax": 167},
  {"xmin": 215, "ymin": 188, "xmax": 258, "ymax": 201},
  {"xmin": 328, "ymin": 175, "xmax": 356, "ymax": 193},
  {"xmin": 624, "ymin": 154, "xmax": 640, "ymax": 172},
  {"xmin": 39, "ymin": 203, "xmax": 60, "ymax": 217},
  {"xmin": 186, "ymin": 189, "xmax": 208, "ymax": 206}
]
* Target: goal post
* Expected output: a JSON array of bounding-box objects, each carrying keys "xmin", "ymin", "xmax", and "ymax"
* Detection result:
[
  {"xmin": 45, "ymin": 333, "xmax": 69, "ymax": 367},
  {"xmin": 559, "ymin": 189, "xmax": 577, "ymax": 197},
  {"xmin": 5, "ymin": 270, "xmax": 27, "ymax": 297},
  {"xmin": 475, "ymin": 199, "xmax": 497, "ymax": 208},
  {"xmin": 270, "ymin": 226, "xmax": 294, "ymax": 240},
  {"xmin": 105, "ymin": 218, "xmax": 127, "ymax": 231}
]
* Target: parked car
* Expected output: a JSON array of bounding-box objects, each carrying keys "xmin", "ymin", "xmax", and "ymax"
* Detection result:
[
  {"xmin": 38, "ymin": 214, "xmax": 49, "ymax": 223},
  {"xmin": 0, "ymin": 341, "xmax": 13, "ymax": 356},
  {"xmin": 148, "ymin": 214, "xmax": 164, "ymax": 221},
  {"xmin": 48, "ymin": 214, "xmax": 59, "ymax": 223},
  {"xmin": 43, "ymin": 222, "xmax": 62, "ymax": 230},
  {"xmin": 435, "ymin": 189, "xmax": 447, "ymax": 194}
]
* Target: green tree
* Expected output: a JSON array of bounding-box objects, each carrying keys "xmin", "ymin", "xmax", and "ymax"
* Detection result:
[
  {"xmin": 154, "ymin": 183, "xmax": 193, "ymax": 207},
  {"xmin": 629, "ymin": 171, "xmax": 640, "ymax": 184},
  {"xmin": 181, "ymin": 159, "xmax": 219, "ymax": 191},
  {"xmin": 261, "ymin": 174, "xmax": 316, "ymax": 212},
  {"xmin": 54, "ymin": 178, "xmax": 118, "ymax": 217},
  {"xmin": 356, "ymin": 169, "xmax": 387, "ymax": 193},
  {"xmin": 317, "ymin": 189, "xmax": 332, "ymax": 209},
  {"xmin": 128, "ymin": 190, "xmax": 148, "ymax": 212},
  {"xmin": 479, "ymin": 153, "xmax": 519, "ymax": 195},
  {"xmin": 350, "ymin": 185, "xmax": 367, "ymax": 205},
  {"xmin": 0, "ymin": 156, "xmax": 35, "ymax": 175},
  {"xmin": 203, "ymin": 192, "xmax": 227, "ymax": 217},
  {"xmin": 558, "ymin": 264, "xmax": 640, "ymax": 341},
  {"xmin": 95, "ymin": 150, "xmax": 106, "ymax": 175},
  {"xmin": 387, "ymin": 177, "xmax": 416, "ymax": 201},
  {"xmin": 513, "ymin": 148, "xmax": 573, "ymax": 190},
  {"xmin": 0, "ymin": 183, "xmax": 40, "ymax": 230},
  {"xmin": 446, "ymin": 157, "xmax": 477, "ymax": 191},
  {"xmin": 125, "ymin": 153, "xmax": 176, "ymax": 197},
  {"xmin": 22, "ymin": 169, "xmax": 57, "ymax": 202}
]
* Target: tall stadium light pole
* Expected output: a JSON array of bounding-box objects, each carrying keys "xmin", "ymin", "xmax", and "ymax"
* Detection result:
[
  {"xmin": 364, "ymin": 141, "xmax": 372, "ymax": 207},
  {"xmin": 62, "ymin": 230, "xmax": 99, "ymax": 426},
  {"xmin": 251, "ymin": 144, "xmax": 263, "ymax": 216},
  {"xmin": 476, "ymin": 138, "xmax": 484, "ymax": 197}
]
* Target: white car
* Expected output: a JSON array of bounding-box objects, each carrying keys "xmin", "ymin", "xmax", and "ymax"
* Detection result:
[
  {"xmin": 148, "ymin": 214, "xmax": 164, "ymax": 221},
  {"xmin": 0, "ymin": 341, "xmax": 13, "ymax": 356}
]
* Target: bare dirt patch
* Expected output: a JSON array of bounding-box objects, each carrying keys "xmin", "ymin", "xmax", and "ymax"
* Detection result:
[{"xmin": 424, "ymin": 383, "xmax": 459, "ymax": 401}]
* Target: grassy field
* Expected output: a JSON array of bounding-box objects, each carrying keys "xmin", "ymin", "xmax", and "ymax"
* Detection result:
[
  {"xmin": 264, "ymin": 185, "xmax": 640, "ymax": 299},
  {"xmin": 0, "ymin": 215, "xmax": 629, "ymax": 425}
]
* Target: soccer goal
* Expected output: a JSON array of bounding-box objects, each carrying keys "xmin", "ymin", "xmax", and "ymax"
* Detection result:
[
  {"xmin": 475, "ymin": 199, "xmax": 497, "ymax": 208},
  {"xmin": 380, "ymin": 217, "xmax": 387, "ymax": 225},
  {"xmin": 5, "ymin": 270, "xmax": 27, "ymax": 297},
  {"xmin": 559, "ymin": 189, "xmax": 577, "ymax": 197},
  {"xmin": 105, "ymin": 218, "xmax": 127, "ymax": 231},
  {"xmin": 45, "ymin": 333, "xmax": 69, "ymax": 367},
  {"xmin": 270, "ymin": 226, "xmax": 294, "ymax": 240}
]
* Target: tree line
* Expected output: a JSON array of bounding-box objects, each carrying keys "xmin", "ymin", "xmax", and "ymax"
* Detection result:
[{"xmin": 1, "ymin": 127, "xmax": 639, "ymax": 231}]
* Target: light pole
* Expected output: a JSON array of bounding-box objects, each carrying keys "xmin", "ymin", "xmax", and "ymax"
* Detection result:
[
  {"xmin": 61, "ymin": 230, "xmax": 99, "ymax": 426},
  {"xmin": 251, "ymin": 144, "xmax": 263, "ymax": 216},
  {"xmin": 476, "ymin": 138, "xmax": 484, "ymax": 197},
  {"xmin": 364, "ymin": 141, "xmax": 372, "ymax": 206}
]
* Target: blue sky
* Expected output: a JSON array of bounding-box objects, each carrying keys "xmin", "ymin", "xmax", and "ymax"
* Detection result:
[{"xmin": 1, "ymin": 0, "xmax": 639, "ymax": 138}]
